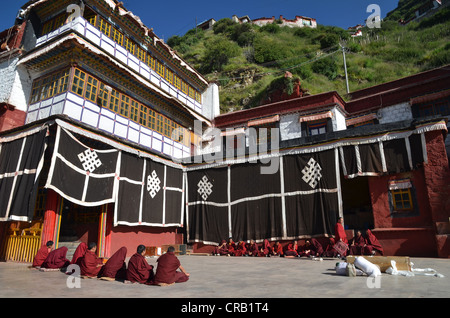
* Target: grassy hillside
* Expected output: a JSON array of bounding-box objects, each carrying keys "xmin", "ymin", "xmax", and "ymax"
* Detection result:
[{"xmin": 168, "ymin": 4, "xmax": 450, "ymax": 113}]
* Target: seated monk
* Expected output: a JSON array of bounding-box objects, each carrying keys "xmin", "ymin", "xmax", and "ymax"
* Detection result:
[
  {"xmin": 234, "ymin": 241, "xmax": 247, "ymax": 256},
  {"xmin": 79, "ymin": 242, "xmax": 103, "ymax": 278},
  {"xmin": 126, "ymin": 245, "xmax": 154, "ymax": 284},
  {"xmin": 245, "ymin": 240, "xmax": 259, "ymax": 257},
  {"xmin": 98, "ymin": 246, "xmax": 127, "ymax": 281},
  {"xmin": 227, "ymin": 237, "xmax": 236, "ymax": 256},
  {"xmin": 284, "ymin": 240, "xmax": 298, "ymax": 257},
  {"xmin": 364, "ymin": 229, "xmax": 384, "ymax": 256},
  {"xmin": 32, "ymin": 241, "xmax": 54, "ymax": 268},
  {"xmin": 212, "ymin": 240, "xmax": 229, "ymax": 256},
  {"xmin": 71, "ymin": 242, "xmax": 88, "ymax": 266},
  {"xmin": 349, "ymin": 230, "xmax": 366, "ymax": 256},
  {"xmin": 301, "ymin": 238, "xmax": 324, "ymax": 257},
  {"xmin": 259, "ymin": 239, "xmax": 274, "ymax": 257},
  {"xmin": 41, "ymin": 246, "xmax": 71, "ymax": 269},
  {"xmin": 153, "ymin": 246, "xmax": 189, "ymax": 286},
  {"xmin": 273, "ymin": 241, "xmax": 283, "ymax": 257},
  {"xmin": 323, "ymin": 238, "xmax": 338, "ymax": 257}
]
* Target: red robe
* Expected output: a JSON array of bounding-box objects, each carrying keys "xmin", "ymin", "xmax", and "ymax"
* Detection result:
[
  {"xmin": 98, "ymin": 246, "xmax": 127, "ymax": 280},
  {"xmin": 323, "ymin": 238, "xmax": 338, "ymax": 257},
  {"xmin": 365, "ymin": 230, "xmax": 384, "ymax": 255},
  {"xmin": 284, "ymin": 242, "xmax": 298, "ymax": 257},
  {"xmin": 71, "ymin": 242, "xmax": 87, "ymax": 265},
  {"xmin": 334, "ymin": 222, "xmax": 348, "ymax": 244},
  {"xmin": 273, "ymin": 242, "xmax": 283, "ymax": 256},
  {"xmin": 246, "ymin": 242, "xmax": 259, "ymax": 256},
  {"xmin": 126, "ymin": 253, "xmax": 154, "ymax": 284},
  {"xmin": 153, "ymin": 251, "xmax": 189, "ymax": 285},
  {"xmin": 32, "ymin": 245, "xmax": 50, "ymax": 267},
  {"xmin": 234, "ymin": 242, "xmax": 247, "ymax": 256},
  {"xmin": 259, "ymin": 239, "xmax": 273, "ymax": 256},
  {"xmin": 80, "ymin": 250, "xmax": 103, "ymax": 277},
  {"xmin": 213, "ymin": 240, "xmax": 230, "ymax": 256},
  {"xmin": 349, "ymin": 234, "xmax": 366, "ymax": 255},
  {"xmin": 227, "ymin": 240, "xmax": 236, "ymax": 256},
  {"xmin": 41, "ymin": 247, "xmax": 71, "ymax": 269}
]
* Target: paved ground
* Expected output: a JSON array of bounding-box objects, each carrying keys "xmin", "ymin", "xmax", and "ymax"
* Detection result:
[{"xmin": 1, "ymin": 255, "xmax": 449, "ymax": 298}]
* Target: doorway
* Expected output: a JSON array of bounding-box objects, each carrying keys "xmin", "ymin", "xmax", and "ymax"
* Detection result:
[{"xmin": 340, "ymin": 176, "xmax": 374, "ymax": 231}]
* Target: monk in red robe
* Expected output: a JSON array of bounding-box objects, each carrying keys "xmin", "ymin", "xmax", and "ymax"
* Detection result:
[
  {"xmin": 323, "ymin": 238, "xmax": 338, "ymax": 257},
  {"xmin": 234, "ymin": 241, "xmax": 247, "ymax": 256},
  {"xmin": 79, "ymin": 242, "xmax": 103, "ymax": 277},
  {"xmin": 245, "ymin": 240, "xmax": 259, "ymax": 257},
  {"xmin": 365, "ymin": 229, "xmax": 384, "ymax": 255},
  {"xmin": 71, "ymin": 242, "xmax": 87, "ymax": 266},
  {"xmin": 98, "ymin": 246, "xmax": 127, "ymax": 281},
  {"xmin": 212, "ymin": 240, "xmax": 230, "ymax": 256},
  {"xmin": 41, "ymin": 246, "xmax": 71, "ymax": 269},
  {"xmin": 349, "ymin": 230, "xmax": 366, "ymax": 255},
  {"xmin": 273, "ymin": 241, "xmax": 283, "ymax": 256},
  {"xmin": 259, "ymin": 239, "xmax": 274, "ymax": 257},
  {"xmin": 153, "ymin": 246, "xmax": 189, "ymax": 286},
  {"xmin": 334, "ymin": 217, "xmax": 348, "ymax": 256},
  {"xmin": 227, "ymin": 238, "xmax": 236, "ymax": 256},
  {"xmin": 32, "ymin": 241, "xmax": 53, "ymax": 268},
  {"xmin": 284, "ymin": 240, "xmax": 298, "ymax": 257},
  {"xmin": 126, "ymin": 245, "xmax": 154, "ymax": 284}
]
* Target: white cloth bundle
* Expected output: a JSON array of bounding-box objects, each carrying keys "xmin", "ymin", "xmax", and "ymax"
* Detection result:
[{"xmin": 354, "ymin": 256, "xmax": 381, "ymax": 277}]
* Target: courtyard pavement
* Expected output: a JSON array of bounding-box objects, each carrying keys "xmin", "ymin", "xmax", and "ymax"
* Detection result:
[{"xmin": 0, "ymin": 255, "xmax": 448, "ymax": 312}]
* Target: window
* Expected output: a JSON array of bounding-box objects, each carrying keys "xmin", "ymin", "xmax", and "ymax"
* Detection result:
[
  {"xmin": 71, "ymin": 69, "xmax": 86, "ymax": 96},
  {"xmin": 136, "ymin": 46, "xmax": 146, "ymax": 62},
  {"xmin": 181, "ymin": 81, "xmax": 188, "ymax": 95},
  {"xmin": 130, "ymin": 100, "xmax": 139, "ymax": 122},
  {"xmin": 41, "ymin": 13, "xmax": 67, "ymax": 36},
  {"xmin": 125, "ymin": 38, "xmax": 135, "ymax": 55},
  {"xmin": 188, "ymin": 85, "xmax": 196, "ymax": 99},
  {"xmin": 109, "ymin": 89, "xmax": 120, "ymax": 112},
  {"xmin": 195, "ymin": 91, "xmax": 202, "ymax": 103},
  {"xmin": 29, "ymin": 69, "xmax": 70, "ymax": 104},
  {"xmin": 97, "ymin": 83, "xmax": 111, "ymax": 108},
  {"xmin": 86, "ymin": 14, "xmax": 97, "ymax": 27},
  {"xmin": 148, "ymin": 109, "xmax": 156, "ymax": 130},
  {"xmin": 139, "ymin": 104, "xmax": 148, "ymax": 126},
  {"xmin": 147, "ymin": 55, "xmax": 156, "ymax": 70},
  {"xmin": 174, "ymin": 75, "xmax": 181, "ymax": 90},
  {"xmin": 156, "ymin": 113, "xmax": 164, "ymax": 134},
  {"xmin": 307, "ymin": 119, "xmax": 327, "ymax": 136},
  {"xmin": 388, "ymin": 179, "xmax": 418, "ymax": 217},
  {"xmin": 156, "ymin": 61, "xmax": 165, "ymax": 77},
  {"xmin": 112, "ymin": 28, "xmax": 123, "ymax": 46},
  {"xmin": 84, "ymin": 75, "xmax": 98, "ymax": 103},
  {"xmin": 391, "ymin": 188, "xmax": 413, "ymax": 211},
  {"xmin": 99, "ymin": 18, "xmax": 111, "ymax": 37},
  {"xmin": 165, "ymin": 68, "xmax": 173, "ymax": 84},
  {"xmin": 120, "ymin": 95, "xmax": 130, "ymax": 117}
]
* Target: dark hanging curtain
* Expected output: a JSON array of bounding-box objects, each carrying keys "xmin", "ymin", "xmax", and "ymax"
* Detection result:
[{"xmin": 0, "ymin": 129, "xmax": 47, "ymax": 221}]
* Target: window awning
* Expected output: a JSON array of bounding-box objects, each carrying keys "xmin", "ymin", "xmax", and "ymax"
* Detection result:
[
  {"xmin": 220, "ymin": 127, "xmax": 246, "ymax": 137},
  {"xmin": 388, "ymin": 179, "xmax": 412, "ymax": 190},
  {"xmin": 248, "ymin": 115, "xmax": 280, "ymax": 127},
  {"xmin": 346, "ymin": 113, "xmax": 377, "ymax": 126},
  {"xmin": 299, "ymin": 111, "xmax": 333, "ymax": 123}
]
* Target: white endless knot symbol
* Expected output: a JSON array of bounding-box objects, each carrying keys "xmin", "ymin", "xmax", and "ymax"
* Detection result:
[
  {"xmin": 197, "ymin": 175, "xmax": 213, "ymax": 201},
  {"xmin": 147, "ymin": 170, "xmax": 161, "ymax": 198},
  {"xmin": 302, "ymin": 158, "xmax": 322, "ymax": 189},
  {"xmin": 78, "ymin": 149, "xmax": 102, "ymax": 173}
]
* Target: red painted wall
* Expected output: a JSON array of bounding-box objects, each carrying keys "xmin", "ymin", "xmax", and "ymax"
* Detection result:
[
  {"xmin": 0, "ymin": 106, "xmax": 26, "ymax": 132},
  {"xmin": 108, "ymin": 225, "xmax": 183, "ymax": 257}
]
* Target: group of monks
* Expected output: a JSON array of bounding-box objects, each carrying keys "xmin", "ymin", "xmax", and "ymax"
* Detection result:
[
  {"xmin": 212, "ymin": 217, "xmax": 384, "ymax": 259},
  {"xmin": 32, "ymin": 241, "xmax": 189, "ymax": 286}
]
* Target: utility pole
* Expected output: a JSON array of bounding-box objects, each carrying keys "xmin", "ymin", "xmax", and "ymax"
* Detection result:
[{"xmin": 340, "ymin": 43, "xmax": 350, "ymax": 95}]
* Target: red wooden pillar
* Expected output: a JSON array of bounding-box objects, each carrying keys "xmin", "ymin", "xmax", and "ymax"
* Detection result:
[
  {"xmin": 40, "ymin": 190, "xmax": 60, "ymax": 247},
  {"xmin": 98, "ymin": 203, "xmax": 113, "ymax": 258}
]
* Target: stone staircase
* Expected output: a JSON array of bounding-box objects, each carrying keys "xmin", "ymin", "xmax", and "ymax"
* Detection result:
[{"xmin": 58, "ymin": 238, "xmax": 81, "ymax": 261}]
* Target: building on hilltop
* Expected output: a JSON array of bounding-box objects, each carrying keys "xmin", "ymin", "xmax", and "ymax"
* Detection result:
[{"xmin": 252, "ymin": 15, "xmax": 317, "ymax": 28}]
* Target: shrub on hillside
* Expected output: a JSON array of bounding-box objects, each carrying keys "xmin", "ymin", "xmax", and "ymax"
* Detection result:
[{"xmin": 200, "ymin": 37, "xmax": 240, "ymax": 73}]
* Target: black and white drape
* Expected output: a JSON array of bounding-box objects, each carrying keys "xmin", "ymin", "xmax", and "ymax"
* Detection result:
[
  {"xmin": 0, "ymin": 127, "xmax": 48, "ymax": 221},
  {"xmin": 46, "ymin": 121, "xmax": 184, "ymax": 227},
  {"xmin": 186, "ymin": 149, "xmax": 340, "ymax": 245},
  {"xmin": 114, "ymin": 151, "xmax": 184, "ymax": 227},
  {"xmin": 46, "ymin": 126, "xmax": 120, "ymax": 206}
]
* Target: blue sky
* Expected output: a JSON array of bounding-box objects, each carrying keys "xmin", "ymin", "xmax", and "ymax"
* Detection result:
[{"xmin": 1, "ymin": 0, "xmax": 399, "ymax": 40}]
